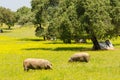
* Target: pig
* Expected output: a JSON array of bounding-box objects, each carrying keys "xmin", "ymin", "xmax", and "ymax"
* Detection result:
[
  {"xmin": 68, "ymin": 52, "xmax": 90, "ymax": 62},
  {"xmin": 23, "ymin": 58, "xmax": 52, "ymax": 71}
]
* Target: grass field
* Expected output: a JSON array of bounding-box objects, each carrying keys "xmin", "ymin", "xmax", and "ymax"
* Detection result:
[{"xmin": 0, "ymin": 26, "xmax": 120, "ymax": 80}]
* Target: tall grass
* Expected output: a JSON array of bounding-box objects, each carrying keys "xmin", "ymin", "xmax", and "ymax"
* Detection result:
[{"xmin": 0, "ymin": 26, "xmax": 120, "ymax": 80}]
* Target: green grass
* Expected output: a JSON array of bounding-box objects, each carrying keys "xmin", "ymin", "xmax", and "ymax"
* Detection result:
[{"xmin": 0, "ymin": 26, "xmax": 120, "ymax": 80}]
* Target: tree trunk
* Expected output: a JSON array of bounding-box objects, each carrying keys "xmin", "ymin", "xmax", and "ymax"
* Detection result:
[
  {"xmin": 91, "ymin": 35, "xmax": 101, "ymax": 50},
  {"xmin": 40, "ymin": 23, "xmax": 42, "ymax": 28},
  {"xmin": 85, "ymin": 27, "xmax": 101, "ymax": 50},
  {"xmin": 43, "ymin": 36, "xmax": 46, "ymax": 41},
  {"xmin": 0, "ymin": 23, "xmax": 3, "ymax": 27},
  {"xmin": 8, "ymin": 26, "xmax": 11, "ymax": 29}
]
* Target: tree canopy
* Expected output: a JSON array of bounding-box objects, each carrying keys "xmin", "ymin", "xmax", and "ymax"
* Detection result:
[
  {"xmin": 16, "ymin": 6, "xmax": 34, "ymax": 25},
  {"xmin": 0, "ymin": 7, "xmax": 16, "ymax": 29},
  {"xmin": 31, "ymin": 0, "xmax": 120, "ymax": 49}
]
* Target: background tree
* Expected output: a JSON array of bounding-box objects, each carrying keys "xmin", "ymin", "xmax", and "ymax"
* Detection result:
[
  {"xmin": 46, "ymin": 0, "xmax": 82, "ymax": 43},
  {"xmin": 16, "ymin": 6, "xmax": 34, "ymax": 25},
  {"xmin": 31, "ymin": 0, "xmax": 120, "ymax": 50},
  {"xmin": 46, "ymin": 22, "xmax": 59, "ymax": 40},
  {"xmin": 0, "ymin": 7, "xmax": 16, "ymax": 29},
  {"xmin": 59, "ymin": 19, "xmax": 72, "ymax": 43},
  {"xmin": 109, "ymin": 0, "xmax": 120, "ymax": 36},
  {"xmin": 76, "ymin": 0, "xmax": 114, "ymax": 50},
  {"xmin": 31, "ymin": 0, "xmax": 49, "ymax": 40}
]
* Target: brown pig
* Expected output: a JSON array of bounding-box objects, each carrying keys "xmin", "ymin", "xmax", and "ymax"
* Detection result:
[
  {"xmin": 23, "ymin": 58, "xmax": 52, "ymax": 71},
  {"xmin": 68, "ymin": 52, "xmax": 90, "ymax": 62}
]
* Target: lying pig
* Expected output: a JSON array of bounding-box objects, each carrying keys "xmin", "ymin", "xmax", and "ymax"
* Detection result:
[{"xmin": 23, "ymin": 58, "xmax": 52, "ymax": 71}]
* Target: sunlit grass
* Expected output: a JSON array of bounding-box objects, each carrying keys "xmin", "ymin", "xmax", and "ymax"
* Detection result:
[{"xmin": 0, "ymin": 26, "xmax": 120, "ymax": 80}]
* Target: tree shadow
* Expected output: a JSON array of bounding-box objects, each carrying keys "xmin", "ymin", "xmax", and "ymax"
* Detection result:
[
  {"xmin": 44, "ymin": 41, "xmax": 93, "ymax": 45},
  {"xmin": 113, "ymin": 44, "xmax": 120, "ymax": 47},
  {"xmin": 23, "ymin": 48, "xmax": 52, "ymax": 50},
  {"xmin": 2, "ymin": 27, "xmax": 13, "ymax": 30},
  {"xmin": 18, "ymin": 38, "xmax": 44, "ymax": 41},
  {"xmin": 44, "ymin": 42, "xmax": 66, "ymax": 44},
  {"xmin": 23, "ymin": 46, "xmax": 92, "ymax": 51},
  {"xmin": 54, "ymin": 47, "xmax": 91, "ymax": 51},
  {"xmin": 1, "ymin": 30, "xmax": 12, "ymax": 33}
]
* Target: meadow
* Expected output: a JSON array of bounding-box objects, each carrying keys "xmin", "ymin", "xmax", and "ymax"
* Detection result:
[{"xmin": 0, "ymin": 26, "xmax": 120, "ymax": 80}]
